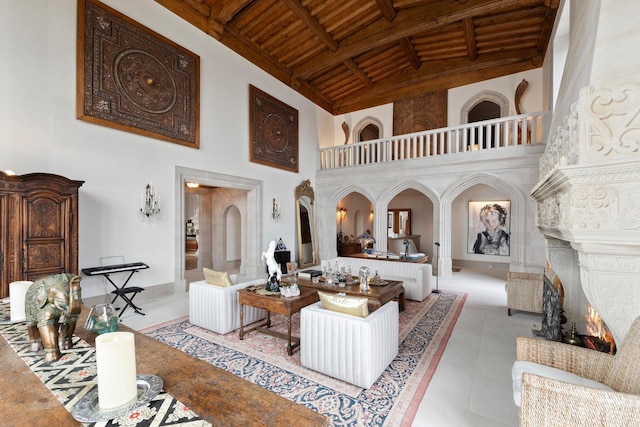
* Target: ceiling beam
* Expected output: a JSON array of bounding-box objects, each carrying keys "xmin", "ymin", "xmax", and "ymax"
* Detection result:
[
  {"xmin": 398, "ymin": 38, "xmax": 421, "ymax": 70},
  {"xmin": 344, "ymin": 59, "xmax": 374, "ymax": 88},
  {"xmin": 281, "ymin": 0, "xmax": 338, "ymax": 52},
  {"xmin": 462, "ymin": 17, "xmax": 477, "ymax": 61},
  {"xmin": 293, "ymin": 0, "xmax": 541, "ymax": 80},
  {"xmin": 207, "ymin": 0, "xmax": 255, "ymax": 39},
  {"xmin": 537, "ymin": 4, "xmax": 559, "ymax": 52},
  {"xmin": 375, "ymin": 0, "xmax": 396, "ymax": 22}
]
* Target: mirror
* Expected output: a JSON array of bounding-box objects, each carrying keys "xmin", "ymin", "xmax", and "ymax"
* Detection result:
[
  {"xmin": 387, "ymin": 209, "xmax": 411, "ymax": 236},
  {"xmin": 295, "ymin": 180, "xmax": 318, "ymax": 268}
]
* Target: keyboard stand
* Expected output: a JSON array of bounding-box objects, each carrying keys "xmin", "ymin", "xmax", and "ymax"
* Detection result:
[{"xmin": 82, "ymin": 263, "xmax": 148, "ymax": 316}]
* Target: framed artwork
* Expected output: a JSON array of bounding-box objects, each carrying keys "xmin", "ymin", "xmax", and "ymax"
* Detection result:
[
  {"xmin": 77, "ymin": 0, "xmax": 200, "ymax": 148},
  {"xmin": 249, "ymin": 85, "xmax": 298, "ymax": 173},
  {"xmin": 467, "ymin": 201, "xmax": 510, "ymax": 256}
]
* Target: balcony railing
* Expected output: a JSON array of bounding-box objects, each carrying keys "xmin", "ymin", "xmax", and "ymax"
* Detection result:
[{"xmin": 319, "ymin": 112, "xmax": 548, "ymax": 170}]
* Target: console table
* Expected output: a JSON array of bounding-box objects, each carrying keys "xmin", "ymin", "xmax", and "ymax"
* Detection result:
[
  {"xmin": 0, "ymin": 306, "xmax": 329, "ymax": 426},
  {"xmin": 337, "ymin": 242, "xmax": 362, "ymax": 257}
]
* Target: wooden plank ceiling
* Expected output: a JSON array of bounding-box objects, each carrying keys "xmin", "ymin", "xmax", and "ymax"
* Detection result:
[{"xmin": 154, "ymin": 0, "xmax": 559, "ymax": 115}]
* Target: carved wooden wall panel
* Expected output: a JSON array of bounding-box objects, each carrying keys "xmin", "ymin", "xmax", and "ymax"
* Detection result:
[
  {"xmin": 78, "ymin": 0, "xmax": 200, "ymax": 148},
  {"xmin": 393, "ymin": 90, "xmax": 448, "ymax": 135},
  {"xmin": 249, "ymin": 85, "xmax": 299, "ymax": 173}
]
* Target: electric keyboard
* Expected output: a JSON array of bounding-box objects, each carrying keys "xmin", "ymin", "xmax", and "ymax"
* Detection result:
[{"xmin": 81, "ymin": 262, "xmax": 149, "ymax": 276}]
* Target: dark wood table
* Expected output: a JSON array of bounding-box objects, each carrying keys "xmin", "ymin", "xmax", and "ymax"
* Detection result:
[
  {"xmin": 291, "ymin": 276, "xmax": 406, "ymax": 312},
  {"xmin": 348, "ymin": 252, "xmax": 429, "ymax": 263},
  {"xmin": 238, "ymin": 286, "xmax": 319, "ymax": 356},
  {"xmin": 0, "ymin": 305, "xmax": 329, "ymax": 427}
]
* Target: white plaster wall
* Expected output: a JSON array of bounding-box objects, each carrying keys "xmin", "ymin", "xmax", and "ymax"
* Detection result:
[
  {"xmin": 331, "ymin": 104, "xmax": 394, "ymax": 147},
  {"xmin": 448, "ymin": 69, "xmax": 545, "ymax": 126},
  {"xmin": 0, "ymin": 0, "xmax": 333, "ymax": 297}
]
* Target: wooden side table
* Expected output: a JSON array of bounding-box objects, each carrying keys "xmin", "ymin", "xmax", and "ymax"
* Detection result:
[{"xmin": 238, "ymin": 286, "xmax": 319, "ymax": 355}]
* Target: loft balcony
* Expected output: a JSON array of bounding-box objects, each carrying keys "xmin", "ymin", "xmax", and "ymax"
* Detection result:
[{"xmin": 319, "ymin": 112, "xmax": 549, "ymax": 170}]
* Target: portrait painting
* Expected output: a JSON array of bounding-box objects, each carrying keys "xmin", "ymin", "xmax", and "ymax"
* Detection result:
[{"xmin": 467, "ymin": 201, "xmax": 511, "ymax": 256}]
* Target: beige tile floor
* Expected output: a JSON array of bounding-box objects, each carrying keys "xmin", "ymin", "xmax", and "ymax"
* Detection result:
[{"xmin": 91, "ymin": 267, "xmax": 541, "ymax": 427}]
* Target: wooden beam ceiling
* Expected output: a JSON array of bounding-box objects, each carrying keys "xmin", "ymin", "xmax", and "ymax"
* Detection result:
[{"xmin": 154, "ymin": 0, "xmax": 558, "ymax": 115}]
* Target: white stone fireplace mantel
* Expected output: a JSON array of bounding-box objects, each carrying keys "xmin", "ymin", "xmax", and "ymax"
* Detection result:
[{"xmin": 531, "ymin": 73, "xmax": 640, "ymax": 344}]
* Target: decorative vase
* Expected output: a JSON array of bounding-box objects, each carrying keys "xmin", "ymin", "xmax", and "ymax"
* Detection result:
[
  {"xmin": 84, "ymin": 303, "xmax": 119, "ymax": 334},
  {"xmin": 359, "ymin": 266, "xmax": 370, "ymax": 292}
]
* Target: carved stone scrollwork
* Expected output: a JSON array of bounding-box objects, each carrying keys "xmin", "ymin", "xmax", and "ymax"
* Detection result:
[{"xmin": 581, "ymin": 78, "xmax": 640, "ymax": 162}]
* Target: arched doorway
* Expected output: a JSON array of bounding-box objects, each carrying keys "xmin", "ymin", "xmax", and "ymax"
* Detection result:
[{"xmin": 461, "ymin": 91, "xmax": 509, "ymax": 150}]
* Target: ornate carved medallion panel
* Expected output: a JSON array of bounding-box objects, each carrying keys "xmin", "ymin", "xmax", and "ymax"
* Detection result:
[
  {"xmin": 249, "ymin": 85, "xmax": 298, "ymax": 173},
  {"xmin": 77, "ymin": 0, "xmax": 200, "ymax": 148}
]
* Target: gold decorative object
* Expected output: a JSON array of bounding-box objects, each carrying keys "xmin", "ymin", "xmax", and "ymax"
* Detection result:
[
  {"xmin": 25, "ymin": 273, "xmax": 82, "ymax": 363},
  {"xmin": 565, "ymin": 321, "xmax": 582, "ymax": 346}
]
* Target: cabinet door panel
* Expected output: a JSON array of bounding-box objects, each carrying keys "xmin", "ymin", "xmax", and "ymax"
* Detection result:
[{"xmin": 22, "ymin": 195, "xmax": 70, "ymax": 280}]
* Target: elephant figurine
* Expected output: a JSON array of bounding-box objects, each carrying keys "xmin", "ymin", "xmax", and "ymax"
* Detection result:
[{"xmin": 25, "ymin": 273, "xmax": 82, "ymax": 363}]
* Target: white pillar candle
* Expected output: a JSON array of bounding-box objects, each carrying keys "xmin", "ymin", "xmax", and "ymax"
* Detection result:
[
  {"xmin": 95, "ymin": 332, "xmax": 138, "ymax": 410},
  {"xmin": 9, "ymin": 281, "xmax": 33, "ymax": 322}
]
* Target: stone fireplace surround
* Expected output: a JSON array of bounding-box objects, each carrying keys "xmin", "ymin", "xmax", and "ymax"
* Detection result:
[{"xmin": 531, "ymin": 73, "xmax": 640, "ymax": 344}]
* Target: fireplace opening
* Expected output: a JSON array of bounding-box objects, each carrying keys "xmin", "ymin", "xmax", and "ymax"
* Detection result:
[
  {"xmin": 532, "ymin": 265, "xmax": 616, "ymax": 354},
  {"xmin": 582, "ymin": 306, "xmax": 616, "ymax": 355}
]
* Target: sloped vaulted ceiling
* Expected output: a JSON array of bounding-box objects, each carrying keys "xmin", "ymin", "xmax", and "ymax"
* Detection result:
[{"xmin": 155, "ymin": 0, "xmax": 559, "ymax": 115}]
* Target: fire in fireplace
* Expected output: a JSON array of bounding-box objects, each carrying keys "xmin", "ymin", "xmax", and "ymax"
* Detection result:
[{"xmin": 584, "ymin": 306, "xmax": 616, "ymax": 354}]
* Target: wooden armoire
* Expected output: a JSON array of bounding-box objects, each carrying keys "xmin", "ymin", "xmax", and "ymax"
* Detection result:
[{"xmin": 0, "ymin": 172, "xmax": 84, "ymax": 298}]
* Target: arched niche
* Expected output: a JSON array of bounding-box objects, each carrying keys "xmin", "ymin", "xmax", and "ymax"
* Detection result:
[
  {"xmin": 460, "ymin": 91, "xmax": 509, "ymax": 124},
  {"xmin": 353, "ymin": 116, "xmax": 383, "ymax": 142}
]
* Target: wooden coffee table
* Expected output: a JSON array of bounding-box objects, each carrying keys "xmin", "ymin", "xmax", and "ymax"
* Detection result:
[
  {"xmin": 292, "ymin": 276, "xmax": 406, "ymax": 312},
  {"xmin": 238, "ymin": 286, "xmax": 319, "ymax": 355}
]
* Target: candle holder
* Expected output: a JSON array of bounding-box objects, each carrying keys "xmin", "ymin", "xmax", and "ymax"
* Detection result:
[{"xmin": 72, "ymin": 374, "xmax": 163, "ymax": 422}]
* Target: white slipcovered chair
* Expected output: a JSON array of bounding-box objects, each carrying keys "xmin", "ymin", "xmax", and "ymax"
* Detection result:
[
  {"xmin": 300, "ymin": 300, "xmax": 399, "ymax": 389},
  {"xmin": 189, "ymin": 276, "xmax": 267, "ymax": 335}
]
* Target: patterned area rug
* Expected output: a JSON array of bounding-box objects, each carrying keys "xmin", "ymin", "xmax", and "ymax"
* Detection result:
[{"xmin": 143, "ymin": 291, "xmax": 466, "ymax": 426}]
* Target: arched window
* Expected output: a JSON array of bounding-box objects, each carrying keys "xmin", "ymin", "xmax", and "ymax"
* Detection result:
[
  {"xmin": 461, "ymin": 92, "xmax": 509, "ymax": 149},
  {"xmin": 353, "ymin": 116, "xmax": 383, "ymax": 143}
]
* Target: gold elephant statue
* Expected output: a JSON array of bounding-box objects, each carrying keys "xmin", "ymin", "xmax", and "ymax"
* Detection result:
[{"xmin": 25, "ymin": 273, "xmax": 82, "ymax": 363}]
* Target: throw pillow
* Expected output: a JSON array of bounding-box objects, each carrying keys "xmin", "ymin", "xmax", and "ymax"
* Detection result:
[
  {"xmin": 318, "ymin": 291, "xmax": 369, "ymax": 318},
  {"xmin": 203, "ymin": 268, "xmax": 233, "ymax": 287}
]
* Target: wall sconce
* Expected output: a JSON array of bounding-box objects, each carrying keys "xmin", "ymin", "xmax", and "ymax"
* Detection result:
[
  {"xmin": 140, "ymin": 183, "xmax": 160, "ymax": 219},
  {"xmin": 272, "ymin": 197, "xmax": 280, "ymax": 221}
]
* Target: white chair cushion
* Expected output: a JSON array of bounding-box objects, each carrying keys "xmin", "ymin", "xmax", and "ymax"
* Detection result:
[{"xmin": 512, "ymin": 360, "xmax": 613, "ymax": 406}]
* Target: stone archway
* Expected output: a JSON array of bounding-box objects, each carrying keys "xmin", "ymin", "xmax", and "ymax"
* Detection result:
[{"xmin": 439, "ymin": 173, "xmax": 529, "ymax": 276}]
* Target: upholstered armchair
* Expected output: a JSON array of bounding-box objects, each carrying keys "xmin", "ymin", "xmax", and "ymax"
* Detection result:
[
  {"xmin": 506, "ymin": 272, "xmax": 543, "ymax": 316},
  {"xmin": 189, "ymin": 276, "xmax": 267, "ymax": 335},
  {"xmin": 513, "ymin": 316, "xmax": 640, "ymax": 426},
  {"xmin": 300, "ymin": 300, "xmax": 399, "ymax": 389}
]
